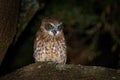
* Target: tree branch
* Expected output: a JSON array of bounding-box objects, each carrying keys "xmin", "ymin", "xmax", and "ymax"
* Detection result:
[
  {"xmin": 0, "ymin": 0, "xmax": 20, "ymax": 64},
  {"xmin": 0, "ymin": 62, "xmax": 120, "ymax": 80}
]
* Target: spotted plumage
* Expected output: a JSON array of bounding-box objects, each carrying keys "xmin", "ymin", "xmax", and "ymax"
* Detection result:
[{"xmin": 33, "ymin": 17, "xmax": 67, "ymax": 64}]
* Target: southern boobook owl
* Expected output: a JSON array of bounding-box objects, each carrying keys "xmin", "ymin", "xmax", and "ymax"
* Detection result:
[{"xmin": 33, "ymin": 17, "xmax": 67, "ymax": 64}]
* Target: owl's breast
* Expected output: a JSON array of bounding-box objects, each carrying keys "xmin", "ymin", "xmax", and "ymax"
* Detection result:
[
  {"xmin": 34, "ymin": 36, "xmax": 66, "ymax": 64},
  {"xmin": 44, "ymin": 40, "xmax": 66, "ymax": 63}
]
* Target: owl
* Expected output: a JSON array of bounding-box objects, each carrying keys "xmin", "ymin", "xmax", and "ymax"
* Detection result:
[{"xmin": 33, "ymin": 17, "xmax": 67, "ymax": 64}]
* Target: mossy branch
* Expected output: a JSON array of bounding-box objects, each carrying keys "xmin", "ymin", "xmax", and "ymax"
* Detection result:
[{"xmin": 0, "ymin": 62, "xmax": 120, "ymax": 80}]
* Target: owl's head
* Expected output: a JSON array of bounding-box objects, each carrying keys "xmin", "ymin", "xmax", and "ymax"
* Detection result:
[{"xmin": 41, "ymin": 17, "xmax": 63, "ymax": 36}]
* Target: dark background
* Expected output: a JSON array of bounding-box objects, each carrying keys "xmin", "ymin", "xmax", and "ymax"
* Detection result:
[{"xmin": 0, "ymin": 0, "xmax": 120, "ymax": 76}]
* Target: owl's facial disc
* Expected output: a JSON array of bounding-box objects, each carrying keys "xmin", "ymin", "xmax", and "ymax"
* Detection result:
[{"xmin": 45, "ymin": 22, "xmax": 63, "ymax": 36}]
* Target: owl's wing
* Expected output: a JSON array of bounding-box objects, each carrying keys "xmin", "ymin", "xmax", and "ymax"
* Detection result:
[{"xmin": 33, "ymin": 29, "xmax": 41, "ymax": 57}]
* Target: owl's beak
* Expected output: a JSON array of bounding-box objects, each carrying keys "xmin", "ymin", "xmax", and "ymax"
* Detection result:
[{"xmin": 52, "ymin": 30, "xmax": 57, "ymax": 36}]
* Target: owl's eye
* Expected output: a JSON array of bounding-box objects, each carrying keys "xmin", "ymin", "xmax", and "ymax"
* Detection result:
[
  {"xmin": 57, "ymin": 25, "xmax": 63, "ymax": 31},
  {"xmin": 45, "ymin": 24, "xmax": 53, "ymax": 30}
]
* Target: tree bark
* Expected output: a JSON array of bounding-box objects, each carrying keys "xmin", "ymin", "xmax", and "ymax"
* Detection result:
[
  {"xmin": 0, "ymin": 0, "xmax": 20, "ymax": 65},
  {"xmin": 0, "ymin": 62, "xmax": 119, "ymax": 80}
]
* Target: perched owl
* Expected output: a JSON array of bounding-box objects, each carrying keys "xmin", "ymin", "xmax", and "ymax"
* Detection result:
[{"xmin": 33, "ymin": 17, "xmax": 67, "ymax": 64}]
